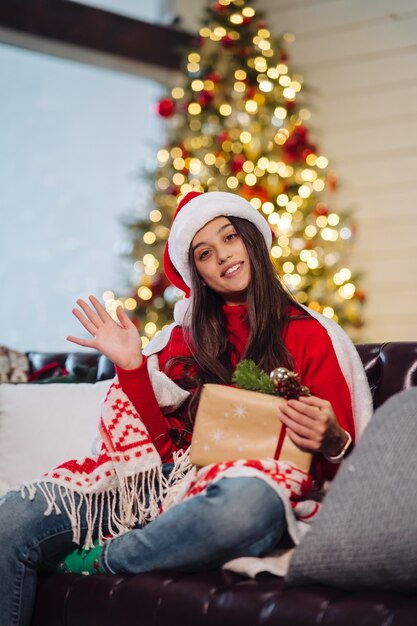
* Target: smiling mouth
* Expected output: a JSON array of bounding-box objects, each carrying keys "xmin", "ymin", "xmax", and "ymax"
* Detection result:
[{"xmin": 222, "ymin": 263, "xmax": 242, "ymax": 277}]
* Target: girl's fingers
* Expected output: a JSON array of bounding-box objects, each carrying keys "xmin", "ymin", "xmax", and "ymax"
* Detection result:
[
  {"xmin": 279, "ymin": 412, "xmax": 318, "ymax": 440},
  {"xmin": 89, "ymin": 295, "xmax": 109, "ymax": 323},
  {"xmin": 66, "ymin": 335, "xmax": 95, "ymax": 348},
  {"xmin": 72, "ymin": 308, "xmax": 98, "ymax": 336},
  {"xmin": 280, "ymin": 402, "xmax": 323, "ymax": 426},
  {"xmin": 76, "ymin": 299, "xmax": 102, "ymax": 328}
]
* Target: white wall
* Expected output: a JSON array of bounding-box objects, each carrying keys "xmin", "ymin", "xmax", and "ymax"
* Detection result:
[
  {"xmin": 0, "ymin": 7, "xmax": 165, "ymax": 352},
  {"xmin": 173, "ymin": 0, "xmax": 417, "ymax": 342}
]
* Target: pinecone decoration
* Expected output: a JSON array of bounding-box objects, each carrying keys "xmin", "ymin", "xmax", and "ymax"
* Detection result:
[{"xmin": 270, "ymin": 367, "xmax": 311, "ymax": 400}]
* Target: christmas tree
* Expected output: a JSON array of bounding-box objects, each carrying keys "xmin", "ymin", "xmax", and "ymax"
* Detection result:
[{"xmin": 106, "ymin": 0, "xmax": 365, "ymax": 348}]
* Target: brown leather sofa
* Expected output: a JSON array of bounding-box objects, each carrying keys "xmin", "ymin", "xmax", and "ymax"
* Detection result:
[{"xmin": 29, "ymin": 342, "xmax": 417, "ymax": 626}]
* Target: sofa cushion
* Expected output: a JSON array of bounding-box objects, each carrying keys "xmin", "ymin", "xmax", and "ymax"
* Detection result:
[
  {"xmin": 286, "ymin": 387, "xmax": 417, "ymax": 592},
  {"xmin": 0, "ymin": 380, "xmax": 111, "ymax": 496}
]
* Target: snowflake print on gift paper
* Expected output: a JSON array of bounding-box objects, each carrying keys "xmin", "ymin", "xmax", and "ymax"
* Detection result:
[
  {"xmin": 232, "ymin": 404, "xmax": 248, "ymax": 420},
  {"xmin": 211, "ymin": 430, "xmax": 223, "ymax": 442}
]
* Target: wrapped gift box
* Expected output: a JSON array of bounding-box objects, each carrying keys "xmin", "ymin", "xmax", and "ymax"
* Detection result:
[{"xmin": 190, "ymin": 383, "xmax": 312, "ymax": 472}]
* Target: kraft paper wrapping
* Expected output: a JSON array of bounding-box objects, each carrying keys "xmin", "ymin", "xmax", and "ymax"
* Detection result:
[{"xmin": 190, "ymin": 384, "xmax": 312, "ymax": 472}]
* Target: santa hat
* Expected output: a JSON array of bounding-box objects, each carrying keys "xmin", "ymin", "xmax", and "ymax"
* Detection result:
[{"xmin": 163, "ymin": 191, "xmax": 273, "ymax": 296}]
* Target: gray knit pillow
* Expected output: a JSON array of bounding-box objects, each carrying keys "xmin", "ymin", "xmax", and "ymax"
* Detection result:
[{"xmin": 286, "ymin": 387, "xmax": 417, "ymax": 592}]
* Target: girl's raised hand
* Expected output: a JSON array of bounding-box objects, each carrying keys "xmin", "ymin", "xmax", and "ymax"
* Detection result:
[
  {"xmin": 67, "ymin": 295, "xmax": 143, "ymax": 370},
  {"xmin": 278, "ymin": 395, "xmax": 348, "ymax": 457}
]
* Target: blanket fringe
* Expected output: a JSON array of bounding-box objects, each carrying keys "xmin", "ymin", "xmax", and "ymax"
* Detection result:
[{"xmin": 20, "ymin": 451, "xmax": 194, "ymax": 550}]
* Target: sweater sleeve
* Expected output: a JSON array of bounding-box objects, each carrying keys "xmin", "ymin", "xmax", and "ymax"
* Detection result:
[
  {"xmin": 285, "ymin": 315, "xmax": 356, "ymax": 483},
  {"xmin": 115, "ymin": 357, "xmax": 179, "ymax": 463}
]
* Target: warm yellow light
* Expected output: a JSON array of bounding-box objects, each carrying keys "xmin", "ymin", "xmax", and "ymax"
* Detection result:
[
  {"xmin": 250, "ymin": 197, "xmax": 262, "ymax": 209},
  {"xmin": 259, "ymin": 80, "xmax": 273, "ymax": 92},
  {"xmin": 234, "ymin": 81, "xmax": 246, "ymax": 93},
  {"xmin": 277, "ymin": 193, "xmax": 289, "ymax": 207},
  {"xmin": 271, "ymin": 246, "xmax": 282, "ymax": 259},
  {"xmin": 199, "ymin": 27, "xmax": 211, "ymax": 37},
  {"xmin": 283, "ymin": 87, "xmax": 295, "ymax": 100},
  {"xmin": 283, "ymin": 32, "xmax": 295, "ymax": 43},
  {"xmin": 306, "ymin": 153, "xmax": 317, "ymax": 166},
  {"xmin": 226, "ymin": 176, "xmax": 239, "ymax": 189},
  {"xmin": 149, "ymin": 210, "xmax": 162, "ymax": 222},
  {"xmin": 328, "ymin": 213, "xmax": 340, "ymax": 226},
  {"xmin": 137, "ymin": 286, "xmax": 152, "ymax": 301},
  {"xmin": 323, "ymin": 307, "xmax": 334, "ymax": 319},
  {"xmin": 171, "ymin": 147, "xmax": 182, "ymax": 158},
  {"xmin": 171, "ymin": 87, "xmax": 184, "ymax": 99},
  {"xmin": 299, "ymin": 185, "xmax": 312, "ymax": 199},
  {"xmin": 278, "ymin": 235, "xmax": 289, "ymax": 247},
  {"xmin": 173, "ymin": 157, "xmax": 185, "ymax": 170},
  {"xmin": 188, "ymin": 102, "xmax": 201, "ymax": 115},
  {"xmin": 173, "ymin": 173, "xmax": 185, "ymax": 185},
  {"xmin": 125, "ymin": 298, "xmax": 137, "ymax": 311},
  {"xmin": 316, "ymin": 215, "xmax": 328, "ymax": 228},
  {"xmin": 144, "ymin": 322, "xmax": 157, "ymax": 336},
  {"xmin": 261, "ymin": 202, "xmax": 274, "ymax": 215},
  {"xmin": 307, "ymin": 257, "xmax": 319, "ymax": 269},
  {"xmin": 213, "ymin": 26, "xmax": 227, "ymax": 37},
  {"xmin": 219, "ymin": 104, "xmax": 232, "ymax": 116},
  {"xmin": 157, "ymin": 149, "xmax": 169, "ymax": 163},
  {"xmin": 305, "ymin": 225, "xmax": 317, "ymax": 238},
  {"xmin": 143, "ymin": 231, "xmax": 156, "ymax": 244},
  {"xmin": 235, "ymin": 69, "xmax": 247, "ymax": 80},
  {"xmin": 188, "ymin": 53, "xmax": 200, "ymax": 63},
  {"xmin": 191, "ymin": 79, "xmax": 204, "ymax": 91},
  {"xmin": 245, "ymin": 100, "xmax": 258, "ymax": 113},
  {"xmin": 279, "ymin": 75, "xmax": 291, "ymax": 87},
  {"xmin": 283, "ymin": 261, "xmax": 294, "ymax": 273},
  {"xmin": 230, "ymin": 14, "xmax": 244, "ymax": 24},
  {"xmin": 258, "ymin": 40, "xmax": 271, "ymax": 51},
  {"xmin": 316, "ymin": 156, "xmax": 329, "ymax": 169},
  {"xmin": 257, "ymin": 157, "xmax": 269, "ymax": 170},
  {"xmin": 157, "ymin": 177, "xmax": 169, "ymax": 190},
  {"xmin": 313, "ymin": 180, "xmax": 325, "ymax": 191},
  {"xmin": 301, "ymin": 169, "xmax": 315, "ymax": 182},
  {"xmin": 268, "ymin": 213, "xmax": 279, "ymax": 225},
  {"xmin": 244, "ymin": 173, "xmax": 257, "ymax": 186},
  {"xmin": 243, "ymin": 160, "xmax": 254, "ymax": 172},
  {"xmin": 203, "ymin": 80, "xmax": 215, "ymax": 91},
  {"xmin": 242, "ymin": 7, "xmax": 255, "ymax": 17},
  {"xmin": 274, "ymin": 106, "xmax": 287, "ymax": 119},
  {"xmin": 267, "ymin": 67, "xmax": 279, "ymax": 79},
  {"xmin": 189, "ymin": 158, "xmax": 201, "ymax": 175},
  {"xmin": 187, "ymin": 62, "xmax": 200, "ymax": 73},
  {"xmin": 102, "ymin": 290, "xmax": 114, "ymax": 301},
  {"xmin": 204, "ymin": 153, "xmax": 216, "ymax": 165},
  {"xmin": 339, "ymin": 283, "xmax": 356, "ymax": 299},
  {"xmin": 240, "ymin": 131, "xmax": 252, "ymax": 144}
]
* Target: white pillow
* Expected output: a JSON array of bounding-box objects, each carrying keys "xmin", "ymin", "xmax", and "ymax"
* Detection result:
[{"xmin": 0, "ymin": 380, "xmax": 112, "ymax": 496}]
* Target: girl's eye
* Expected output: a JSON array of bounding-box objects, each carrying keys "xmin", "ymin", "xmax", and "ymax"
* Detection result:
[
  {"xmin": 198, "ymin": 249, "xmax": 210, "ymax": 261},
  {"xmin": 225, "ymin": 232, "xmax": 237, "ymax": 241}
]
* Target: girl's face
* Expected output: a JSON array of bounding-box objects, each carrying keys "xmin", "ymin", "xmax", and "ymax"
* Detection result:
[{"xmin": 191, "ymin": 216, "xmax": 251, "ymax": 305}]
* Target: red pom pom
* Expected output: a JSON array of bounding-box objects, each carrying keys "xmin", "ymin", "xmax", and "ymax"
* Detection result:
[{"xmin": 157, "ymin": 98, "xmax": 175, "ymax": 117}]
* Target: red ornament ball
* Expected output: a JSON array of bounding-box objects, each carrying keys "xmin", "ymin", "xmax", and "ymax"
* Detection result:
[
  {"xmin": 314, "ymin": 203, "xmax": 329, "ymax": 217},
  {"xmin": 157, "ymin": 98, "xmax": 175, "ymax": 117}
]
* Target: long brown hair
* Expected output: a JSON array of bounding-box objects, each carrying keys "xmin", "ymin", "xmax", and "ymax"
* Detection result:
[{"xmin": 166, "ymin": 216, "xmax": 302, "ymax": 427}]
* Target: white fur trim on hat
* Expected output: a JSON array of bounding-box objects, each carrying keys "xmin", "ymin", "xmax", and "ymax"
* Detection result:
[{"xmin": 168, "ymin": 191, "xmax": 272, "ymax": 289}]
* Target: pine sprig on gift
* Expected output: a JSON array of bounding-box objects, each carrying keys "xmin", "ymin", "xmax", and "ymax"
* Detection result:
[
  {"xmin": 232, "ymin": 359, "xmax": 311, "ymax": 400},
  {"xmin": 232, "ymin": 360, "xmax": 276, "ymax": 395}
]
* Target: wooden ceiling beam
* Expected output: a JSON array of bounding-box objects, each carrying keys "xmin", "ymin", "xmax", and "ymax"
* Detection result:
[{"xmin": 0, "ymin": 0, "xmax": 193, "ymax": 76}]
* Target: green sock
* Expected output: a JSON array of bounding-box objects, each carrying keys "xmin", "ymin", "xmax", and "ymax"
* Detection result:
[{"xmin": 56, "ymin": 540, "xmax": 105, "ymax": 575}]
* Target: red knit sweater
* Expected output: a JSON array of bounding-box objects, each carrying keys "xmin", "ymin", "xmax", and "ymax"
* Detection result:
[{"xmin": 116, "ymin": 305, "xmax": 355, "ymax": 483}]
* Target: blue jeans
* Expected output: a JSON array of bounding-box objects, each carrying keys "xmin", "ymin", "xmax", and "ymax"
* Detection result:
[{"xmin": 0, "ymin": 470, "xmax": 287, "ymax": 626}]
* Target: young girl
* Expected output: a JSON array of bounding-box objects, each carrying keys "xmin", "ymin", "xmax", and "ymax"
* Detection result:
[{"xmin": 0, "ymin": 191, "xmax": 372, "ymax": 626}]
